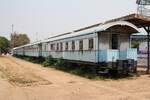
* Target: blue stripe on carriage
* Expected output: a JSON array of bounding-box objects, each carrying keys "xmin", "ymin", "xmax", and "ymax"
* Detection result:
[{"xmin": 22, "ymin": 48, "xmax": 137, "ymax": 62}]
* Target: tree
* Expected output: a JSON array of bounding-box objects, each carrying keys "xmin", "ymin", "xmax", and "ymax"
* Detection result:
[
  {"xmin": 11, "ymin": 32, "xmax": 30, "ymax": 48},
  {"xmin": 0, "ymin": 36, "xmax": 10, "ymax": 54}
]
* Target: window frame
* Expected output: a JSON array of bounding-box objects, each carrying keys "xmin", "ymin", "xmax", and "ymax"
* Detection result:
[
  {"xmin": 88, "ymin": 38, "xmax": 94, "ymax": 50},
  {"xmin": 65, "ymin": 42, "xmax": 68, "ymax": 51},
  {"xmin": 60, "ymin": 42, "xmax": 63, "ymax": 51},
  {"xmin": 79, "ymin": 40, "xmax": 83, "ymax": 51},
  {"xmin": 111, "ymin": 34, "xmax": 119, "ymax": 49},
  {"xmin": 56, "ymin": 43, "xmax": 59, "ymax": 51},
  {"xmin": 72, "ymin": 40, "xmax": 75, "ymax": 51},
  {"xmin": 50, "ymin": 43, "xmax": 55, "ymax": 51}
]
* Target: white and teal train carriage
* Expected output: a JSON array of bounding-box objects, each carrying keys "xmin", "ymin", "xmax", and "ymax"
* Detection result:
[{"xmin": 13, "ymin": 14, "xmax": 150, "ymax": 74}]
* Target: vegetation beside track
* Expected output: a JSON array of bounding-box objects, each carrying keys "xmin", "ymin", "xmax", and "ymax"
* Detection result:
[{"xmin": 14, "ymin": 55, "xmax": 133, "ymax": 80}]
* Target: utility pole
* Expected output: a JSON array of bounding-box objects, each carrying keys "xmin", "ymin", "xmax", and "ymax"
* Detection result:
[
  {"xmin": 148, "ymin": 26, "xmax": 150, "ymax": 74},
  {"xmin": 144, "ymin": 26, "xmax": 150, "ymax": 74},
  {"xmin": 147, "ymin": 26, "xmax": 150, "ymax": 74},
  {"xmin": 11, "ymin": 24, "xmax": 15, "ymax": 48},
  {"xmin": 12, "ymin": 24, "xmax": 14, "ymax": 33},
  {"xmin": 136, "ymin": 0, "xmax": 150, "ymax": 74}
]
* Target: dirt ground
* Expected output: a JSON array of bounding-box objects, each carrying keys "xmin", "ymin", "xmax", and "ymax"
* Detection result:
[
  {"xmin": 138, "ymin": 58, "xmax": 147, "ymax": 66},
  {"xmin": 0, "ymin": 56, "xmax": 150, "ymax": 100}
]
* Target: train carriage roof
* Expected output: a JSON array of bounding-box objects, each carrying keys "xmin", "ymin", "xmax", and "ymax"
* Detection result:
[
  {"xmin": 43, "ymin": 20, "xmax": 140, "ymax": 43},
  {"xmin": 13, "ymin": 40, "xmax": 43, "ymax": 49},
  {"xmin": 105, "ymin": 14, "xmax": 150, "ymax": 27},
  {"xmin": 13, "ymin": 13, "xmax": 150, "ymax": 49},
  {"xmin": 43, "ymin": 14, "xmax": 150, "ymax": 43}
]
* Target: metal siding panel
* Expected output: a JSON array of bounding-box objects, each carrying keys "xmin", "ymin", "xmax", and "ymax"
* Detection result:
[
  {"xmin": 119, "ymin": 34, "xmax": 130, "ymax": 50},
  {"xmin": 68, "ymin": 41, "xmax": 72, "ymax": 51},
  {"xmin": 83, "ymin": 39, "xmax": 88, "ymax": 50},
  {"xmin": 119, "ymin": 51, "xmax": 127, "ymax": 59},
  {"xmin": 107, "ymin": 50, "xmax": 119, "ymax": 62},
  {"xmin": 99, "ymin": 50, "xmax": 108, "ymax": 62},
  {"xmin": 42, "ymin": 51, "xmax": 50, "ymax": 57},
  {"xmin": 119, "ymin": 48, "xmax": 137, "ymax": 61},
  {"xmin": 127, "ymin": 49, "xmax": 137, "ymax": 61},
  {"xmin": 99, "ymin": 33, "xmax": 110, "ymax": 50},
  {"xmin": 99, "ymin": 49, "xmax": 119, "ymax": 62},
  {"xmin": 49, "ymin": 51, "xmax": 96, "ymax": 62},
  {"xmin": 75, "ymin": 40, "xmax": 79, "ymax": 50}
]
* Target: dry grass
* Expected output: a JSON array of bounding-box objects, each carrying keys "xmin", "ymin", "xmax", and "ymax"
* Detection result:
[
  {"xmin": 0, "ymin": 56, "xmax": 150, "ymax": 100},
  {"xmin": 0, "ymin": 58, "xmax": 51, "ymax": 87}
]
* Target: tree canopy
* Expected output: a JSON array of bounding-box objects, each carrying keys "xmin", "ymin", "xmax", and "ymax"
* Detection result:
[
  {"xmin": 11, "ymin": 32, "xmax": 30, "ymax": 48},
  {"xmin": 0, "ymin": 36, "xmax": 10, "ymax": 54}
]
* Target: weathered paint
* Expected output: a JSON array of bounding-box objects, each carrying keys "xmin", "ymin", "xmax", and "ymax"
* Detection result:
[
  {"xmin": 98, "ymin": 32, "xmax": 110, "ymax": 50},
  {"xmin": 120, "ymin": 48, "xmax": 137, "ymax": 61},
  {"xmin": 119, "ymin": 34, "xmax": 130, "ymax": 50},
  {"xmin": 99, "ymin": 49, "xmax": 119, "ymax": 62},
  {"xmin": 50, "ymin": 50, "xmax": 97, "ymax": 62},
  {"xmin": 41, "ymin": 48, "xmax": 137, "ymax": 63},
  {"xmin": 25, "ymin": 51, "xmax": 39, "ymax": 57}
]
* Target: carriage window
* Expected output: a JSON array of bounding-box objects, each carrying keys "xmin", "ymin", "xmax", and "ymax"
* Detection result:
[
  {"xmin": 51, "ymin": 44, "xmax": 55, "ymax": 51},
  {"xmin": 72, "ymin": 41, "xmax": 75, "ymax": 51},
  {"xmin": 56, "ymin": 43, "xmax": 59, "ymax": 51},
  {"xmin": 60, "ymin": 42, "xmax": 63, "ymax": 51},
  {"xmin": 89, "ymin": 38, "xmax": 94, "ymax": 50},
  {"xmin": 44, "ymin": 44, "xmax": 47, "ymax": 51},
  {"xmin": 65, "ymin": 42, "xmax": 68, "ymax": 51},
  {"xmin": 49, "ymin": 44, "xmax": 51, "ymax": 51},
  {"xmin": 111, "ymin": 34, "xmax": 119, "ymax": 49},
  {"xmin": 79, "ymin": 40, "xmax": 83, "ymax": 50}
]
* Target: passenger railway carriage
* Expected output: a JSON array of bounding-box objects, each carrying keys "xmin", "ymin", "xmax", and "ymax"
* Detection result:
[{"xmin": 12, "ymin": 14, "xmax": 150, "ymax": 73}]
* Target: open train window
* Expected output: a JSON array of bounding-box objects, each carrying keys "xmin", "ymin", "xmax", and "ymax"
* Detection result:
[
  {"xmin": 65, "ymin": 42, "xmax": 68, "ymax": 51},
  {"xmin": 60, "ymin": 42, "xmax": 63, "ymax": 51},
  {"xmin": 56, "ymin": 43, "xmax": 59, "ymax": 51},
  {"xmin": 51, "ymin": 44, "xmax": 55, "ymax": 51},
  {"xmin": 44, "ymin": 44, "xmax": 47, "ymax": 51},
  {"xmin": 79, "ymin": 40, "xmax": 83, "ymax": 50},
  {"xmin": 89, "ymin": 38, "xmax": 94, "ymax": 50},
  {"xmin": 49, "ymin": 44, "xmax": 51, "ymax": 51},
  {"xmin": 72, "ymin": 41, "xmax": 75, "ymax": 51},
  {"xmin": 111, "ymin": 34, "xmax": 119, "ymax": 49}
]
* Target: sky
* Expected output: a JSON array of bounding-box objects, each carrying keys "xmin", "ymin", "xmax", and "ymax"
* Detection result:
[{"xmin": 0, "ymin": 0, "xmax": 137, "ymax": 42}]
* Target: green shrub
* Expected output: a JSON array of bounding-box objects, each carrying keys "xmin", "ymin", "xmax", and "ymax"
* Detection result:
[
  {"xmin": 42, "ymin": 55, "xmax": 55, "ymax": 67},
  {"xmin": 54, "ymin": 57, "xmax": 65, "ymax": 67},
  {"xmin": 131, "ymin": 40, "xmax": 140, "ymax": 48}
]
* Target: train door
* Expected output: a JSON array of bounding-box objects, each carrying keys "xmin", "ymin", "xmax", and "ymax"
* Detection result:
[{"xmin": 111, "ymin": 34, "xmax": 120, "ymax": 49}]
